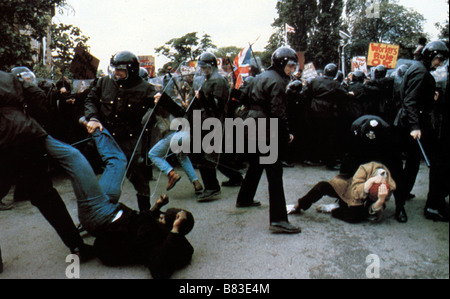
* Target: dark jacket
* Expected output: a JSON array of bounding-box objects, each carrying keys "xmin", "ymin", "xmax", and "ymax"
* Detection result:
[
  {"xmin": 85, "ymin": 76, "xmax": 157, "ymax": 140},
  {"xmin": 346, "ymin": 81, "xmax": 380, "ymax": 120},
  {"xmin": 366, "ymin": 77, "xmax": 395, "ymax": 121},
  {"xmin": 303, "ymin": 76, "xmax": 348, "ymax": 119},
  {"xmin": 93, "ymin": 205, "xmax": 194, "ymax": 279},
  {"xmin": 0, "ymin": 71, "xmax": 48, "ymax": 150},
  {"xmin": 246, "ymin": 66, "xmax": 291, "ymax": 143},
  {"xmin": 194, "ymin": 70, "xmax": 230, "ymax": 120},
  {"xmin": 394, "ymin": 61, "xmax": 436, "ymax": 131}
]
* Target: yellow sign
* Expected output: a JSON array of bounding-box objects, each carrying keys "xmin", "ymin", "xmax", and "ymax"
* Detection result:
[{"xmin": 367, "ymin": 43, "xmax": 400, "ymax": 69}]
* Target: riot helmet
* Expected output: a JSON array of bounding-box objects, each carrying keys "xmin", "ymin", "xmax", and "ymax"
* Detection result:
[
  {"xmin": 139, "ymin": 67, "xmax": 149, "ymax": 81},
  {"xmin": 373, "ymin": 65, "xmax": 387, "ymax": 79},
  {"xmin": 249, "ymin": 58, "xmax": 262, "ymax": 77},
  {"xmin": 271, "ymin": 46, "xmax": 298, "ymax": 72},
  {"xmin": 422, "ymin": 40, "xmax": 449, "ymax": 68},
  {"xmin": 323, "ymin": 63, "xmax": 338, "ymax": 78},
  {"xmin": 109, "ymin": 50, "xmax": 140, "ymax": 84},
  {"xmin": 198, "ymin": 52, "xmax": 218, "ymax": 77},
  {"xmin": 11, "ymin": 66, "xmax": 37, "ymax": 85},
  {"xmin": 352, "ymin": 70, "xmax": 366, "ymax": 83},
  {"xmin": 198, "ymin": 52, "xmax": 218, "ymax": 68}
]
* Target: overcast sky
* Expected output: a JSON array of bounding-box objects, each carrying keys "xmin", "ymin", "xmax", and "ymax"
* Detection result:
[{"xmin": 54, "ymin": 0, "xmax": 449, "ymax": 72}]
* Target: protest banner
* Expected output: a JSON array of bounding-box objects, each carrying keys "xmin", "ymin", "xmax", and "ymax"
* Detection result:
[
  {"xmin": 302, "ymin": 62, "xmax": 318, "ymax": 80},
  {"xmin": 70, "ymin": 46, "xmax": 99, "ymax": 79},
  {"xmin": 351, "ymin": 56, "xmax": 368, "ymax": 74},
  {"xmin": 367, "ymin": 43, "xmax": 400, "ymax": 69},
  {"xmin": 138, "ymin": 55, "xmax": 156, "ymax": 78}
]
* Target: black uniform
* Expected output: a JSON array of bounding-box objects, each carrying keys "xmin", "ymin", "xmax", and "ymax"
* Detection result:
[
  {"xmin": 394, "ymin": 61, "xmax": 437, "ymax": 208},
  {"xmin": 189, "ymin": 63, "xmax": 241, "ymax": 196},
  {"xmin": 396, "ymin": 56, "xmax": 449, "ymax": 221},
  {"xmin": 366, "ymin": 76, "xmax": 395, "ymax": 121},
  {"xmin": 236, "ymin": 65, "xmax": 291, "ymax": 223},
  {"xmin": 85, "ymin": 75, "xmax": 156, "ymax": 210},
  {"xmin": 302, "ymin": 75, "xmax": 349, "ymax": 168},
  {"xmin": 0, "ymin": 71, "xmax": 89, "ymax": 256}
]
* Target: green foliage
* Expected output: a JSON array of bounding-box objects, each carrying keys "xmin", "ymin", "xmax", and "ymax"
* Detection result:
[
  {"xmin": 0, "ymin": 0, "xmax": 67, "ymax": 71},
  {"xmin": 155, "ymin": 32, "xmax": 217, "ymax": 65},
  {"xmin": 346, "ymin": 0, "xmax": 427, "ymax": 59},
  {"xmin": 51, "ymin": 23, "xmax": 90, "ymax": 78},
  {"xmin": 269, "ymin": 0, "xmax": 344, "ymax": 69}
]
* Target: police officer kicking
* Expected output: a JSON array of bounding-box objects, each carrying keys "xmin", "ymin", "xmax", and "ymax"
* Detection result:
[{"xmin": 84, "ymin": 50, "xmax": 157, "ymax": 211}]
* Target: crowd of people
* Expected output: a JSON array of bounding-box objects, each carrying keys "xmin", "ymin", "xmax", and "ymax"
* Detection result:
[{"xmin": 0, "ymin": 39, "xmax": 448, "ymax": 277}]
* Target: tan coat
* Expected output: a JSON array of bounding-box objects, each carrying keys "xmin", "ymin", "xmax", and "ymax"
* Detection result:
[{"xmin": 329, "ymin": 162, "xmax": 396, "ymax": 207}]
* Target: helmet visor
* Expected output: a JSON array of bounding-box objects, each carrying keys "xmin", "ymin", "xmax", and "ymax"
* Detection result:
[
  {"xmin": 108, "ymin": 64, "xmax": 129, "ymax": 81},
  {"xmin": 18, "ymin": 71, "xmax": 37, "ymax": 85}
]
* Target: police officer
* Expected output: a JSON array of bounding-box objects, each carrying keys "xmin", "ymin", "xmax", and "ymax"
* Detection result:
[
  {"xmin": 341, "ymin": 115, "xmax": 407, "ymax": 223},
  {"xmin": 394, "ymin": 40, "xmax": 449, "ymax": 222},
  {"xmin": 235, "ymin": 46, "xmax": 301, "ymax": 234},
  {"xmin": 302, "ymin": 63, "xmax": 349, "ymax": 170},
  {"xmin": 189, "ymin": 52, "xmax": 243, "ymax": 200},
  {"xmin": 366, "ymin": 64, "xmax": 395, "ymax": 121},
  {"xmin": 84, "ymin": 50, "xmax": 157, "ymax": 211}
]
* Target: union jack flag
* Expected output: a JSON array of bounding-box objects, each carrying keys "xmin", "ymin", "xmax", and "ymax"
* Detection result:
[
  {"xmin": 286, "ymin": 23, "xmax": 296, "ymax": 33},
  {"xmin": 234, "ymin": 46, "xmax": 252, "ymax": 89}
]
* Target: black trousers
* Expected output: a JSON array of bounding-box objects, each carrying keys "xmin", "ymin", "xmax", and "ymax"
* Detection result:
[
  {"xmin": 236, "ymin": 154, "xmax": 288, "ymax": 223},
  {"xmin": 0, "ymin": 140, "xmax": 83, "ymax": 250},
  {"xmin": 309, "ymin": 113, "xmax": 340, "ymax": 166}
]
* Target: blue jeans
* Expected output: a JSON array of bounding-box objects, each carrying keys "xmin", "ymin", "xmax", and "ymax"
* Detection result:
[
  {"xmin": 148, "ymin": 131, "xmax": 198, "ymax": 183},
  {"xmin": 44, "ymin": 129, "xmax": 127, "ymax": 235}
]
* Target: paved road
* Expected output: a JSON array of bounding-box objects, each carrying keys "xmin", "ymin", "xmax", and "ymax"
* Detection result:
[{"xmin": 0, "ymin": 162, "xmax": 448, "ymax": 279}]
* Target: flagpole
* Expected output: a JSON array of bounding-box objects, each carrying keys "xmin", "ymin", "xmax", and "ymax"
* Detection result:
[{"xmin": 285, "ymin": 23, "xmax": 288, "ymax": 46}]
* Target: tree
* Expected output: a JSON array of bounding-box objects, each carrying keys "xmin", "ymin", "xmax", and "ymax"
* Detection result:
[
  {"xmin": 435, "ymin": 0, "xmax": 449, "ymax": 43},
  {"xmin": 345, "ymin": 0, "xmax": 427, "ymax": 59},
  {"xmin": 269, "ymin": 0, "xmax": 344, "ymax": 69},
  {"xmin": 50, "ymin": 23, "xmax": 90, "ymax": 78},
  {"xmin": 0, "ymin": 0, "xmax": 68, "ymax": 71}
]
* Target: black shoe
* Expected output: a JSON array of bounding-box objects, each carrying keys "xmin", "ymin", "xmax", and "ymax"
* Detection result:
[
  {"xmin": 424, "ymin": 208, "xmax": 449, "ymax": 222},
  {"xmin": 395, "ymin": 207, "xmax": 408, "ymax": 223},
  {"xmin": 221, "ymin": 179, "xmax": 243, "ymax": 187},
  {"xmin": 0, "ymin": 261, "xmax": 3, "ymax": 274},
  {"xmin": 71, "ymin": 244, "xmax": 96, "ymax": 263},
  {"xmin": 269, "ymin": 221, "xmax": 301, "ymax": 234},
  {"xmin": 236, "ymin": 201, "xmax": 261, "ymax": 208},
  {"xmin": 197, "ymin": 189, "xmax": 221, "ymax": 202},
  {"xmin": 407, "ymin": 193, "xmax": 416, "ymax": 200}
]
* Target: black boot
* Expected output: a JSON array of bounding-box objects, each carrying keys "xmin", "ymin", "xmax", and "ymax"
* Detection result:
[
  {"xmin": 70, "ymin": 244, "xmax": 96, "ymax": 263},
  {"xmin": 395, "ymin": 206, "xmax": 408, "ymax": 223},
  {"xmin": 137, "ymin": 194, "xmax": 151, "ymax": 211}
]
